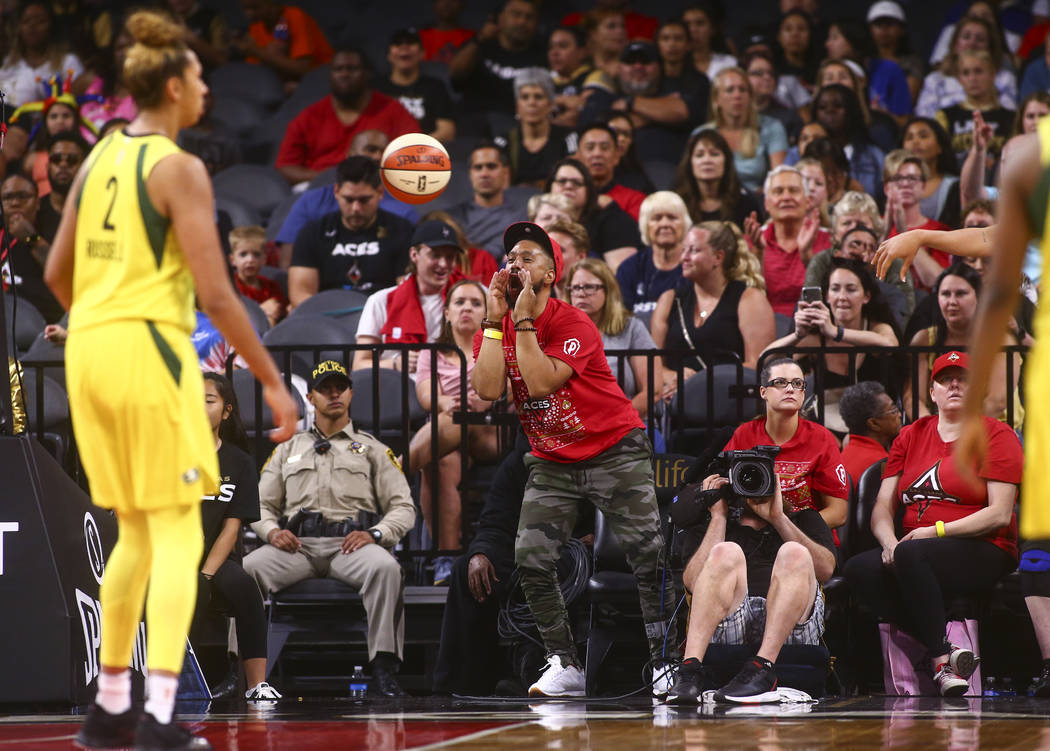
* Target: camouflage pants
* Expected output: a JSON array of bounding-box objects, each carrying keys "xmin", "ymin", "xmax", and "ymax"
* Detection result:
[{"xmin": 515, "ymin": 429, "xmax": 676, "ymax": 665}]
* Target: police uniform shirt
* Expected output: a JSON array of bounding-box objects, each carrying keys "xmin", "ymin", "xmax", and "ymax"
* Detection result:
[
  {"xmin": 290, "ymin": 208, "xmax": 414, "ymax": 294},
  {"xmin": 200, "ymin": 442, "xmax": 260, "ymax": 564},
  {"xmin": 251, "ymin": 421, "xmax": 416, "ymax": 546}
]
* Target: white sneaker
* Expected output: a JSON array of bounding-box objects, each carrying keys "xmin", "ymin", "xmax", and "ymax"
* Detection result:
[
  {"xmin": 933, "ymin": 664, "xmax": 969, "ymax": 697},
  {"xmin": 948, "ymin": 645, "xmax": 979, "ymax": 679},
  {"xmin": 652, "ymin": 662, "xmax": 676, "ymax": 699},
  {"xmin": 528, "ymin": 655, "xmax": 586, "ymax": 697},
  {"xmin": 245, "ymin": 681, "xmax": 282, "ymax": 700}
]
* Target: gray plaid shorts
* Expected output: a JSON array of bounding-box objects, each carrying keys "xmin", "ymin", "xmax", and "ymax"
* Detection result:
[{"xmin": 710, "ymin": 587, "xmax": 825, "ymax": 646}]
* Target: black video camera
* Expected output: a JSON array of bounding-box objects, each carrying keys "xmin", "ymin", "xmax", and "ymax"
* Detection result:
[{"xmin": 670, "ymin": 445, "xmax": 781, "ymax": 528}]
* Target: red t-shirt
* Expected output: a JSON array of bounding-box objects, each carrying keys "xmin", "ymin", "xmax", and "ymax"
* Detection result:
[
  {"xmin": 472, "ymin": 298, "xmax": 643, "ymax": 462},
  {"xmin": 248, "ymin": 5, "xmax": 333, "ymax": 67},
  {"xmin": 885, "ymin": 415, "xmax": 1022, "ymax": 558},
  {"xmin": 604, "ymin": 183, "xmax": 645, "ymax": 221},
  {"xmin": 560, "ymin": 11, "xmax": 658, "ymax": 40},
  {"xmin": 762, "ymin": 223, "xmax": 832, "ymax": 317},
  {"xmin": 725, "ymin": 416, "xmax": 849, "ymax": 514},
  {"xmin": 235, "ymin": 275, "xmax": 288, "ymax": 310},
  {"xmin": 841, "ymin": 434, "xmax": 888, "ymax": 488},
  {"xmin": 466, "ymin": 247, "xmax": 498, "ymax": 284},
  {"xmin": 887, "ymin": 218, "xmax": 952, "ymax": 290},
  {"xmin": 419, "ymin": 28, "xmax": 475, "ymax": 62},
  {"xmin": 276, "ymin": 93, "xmax": 420, "ymax": 172}
]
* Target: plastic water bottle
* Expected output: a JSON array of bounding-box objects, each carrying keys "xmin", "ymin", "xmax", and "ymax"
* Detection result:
[
  {"xmin": 982, "ymin": 676, "xmax": 999, "ymax": 697},
  {"xmin": 1000, "ymin": 677, "xmax": 1017, "ymax": 697},
  {"xmin": 349, "ymin": 666, "xmax": 368, "ymax": 699}
]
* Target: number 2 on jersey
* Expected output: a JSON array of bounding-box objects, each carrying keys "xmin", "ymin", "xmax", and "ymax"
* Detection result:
[{"xmin": 102, "ymin": 176, "xmax": 117, "ymax": 231}]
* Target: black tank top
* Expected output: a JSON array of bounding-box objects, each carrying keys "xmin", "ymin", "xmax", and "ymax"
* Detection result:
[{"xmin": 665, "ymin": 279, "xmax": 747, "ymax": 370}]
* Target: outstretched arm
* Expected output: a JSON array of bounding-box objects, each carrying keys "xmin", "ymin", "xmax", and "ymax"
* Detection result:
[{"xmin": 873, "ymin": 226, "xmax": 995, "ymax": 281}]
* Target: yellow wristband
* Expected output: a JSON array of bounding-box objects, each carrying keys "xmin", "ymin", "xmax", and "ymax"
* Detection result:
[
  {"xmin": 936, "ymin": 520, "xmax": 946, "ymax": 538},
  {"xmin": 483, "ymin": 328, "xmax": 504, "ymax": 341}
]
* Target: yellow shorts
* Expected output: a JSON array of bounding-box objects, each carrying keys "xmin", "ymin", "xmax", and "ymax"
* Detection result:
[
  {"xmin": 1023, "ymin": 346, "xmax": 1050, "ymax": 539},
  {"xmin": 66, "ymin": 319, "xmax": 218, "ymax": 512}
]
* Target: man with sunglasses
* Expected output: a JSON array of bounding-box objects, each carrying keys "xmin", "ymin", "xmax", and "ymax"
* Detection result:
[
  {"xmin": 243, "ymin": 359, "xmax": 416, "ymax": 696},
  {"xmin": 667, "ymin": 357, "xmax": 845, "ymax": 704},
  {"xmin": 37, "ymin": 131, "xmax": 89, "ymax": 244}
]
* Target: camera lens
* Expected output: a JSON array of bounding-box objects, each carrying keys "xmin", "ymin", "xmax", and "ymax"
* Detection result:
[{"xmin": 737, "ymin": 465, "xmax": 764, "ymax": 494}]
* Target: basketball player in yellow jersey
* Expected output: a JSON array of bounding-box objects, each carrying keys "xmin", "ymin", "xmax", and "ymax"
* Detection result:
[{"xmin": 44, "ymin": 11, "xmax": 297, "ymax": 751}]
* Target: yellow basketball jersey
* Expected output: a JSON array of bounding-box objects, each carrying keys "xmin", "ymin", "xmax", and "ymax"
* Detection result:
[{"xmin": 69, "ymin": 131, "xmax": 196, "ymax": 334}]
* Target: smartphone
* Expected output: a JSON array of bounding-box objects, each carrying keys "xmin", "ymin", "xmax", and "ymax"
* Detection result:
[{"xmin": 800, "ymin": 286, "xmax": 822, "ymax": 304}]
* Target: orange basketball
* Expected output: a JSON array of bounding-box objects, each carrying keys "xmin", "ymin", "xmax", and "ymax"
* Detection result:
[{"xmin": 380, "ymin": 133, "xmax": 452, "ymax": 205}]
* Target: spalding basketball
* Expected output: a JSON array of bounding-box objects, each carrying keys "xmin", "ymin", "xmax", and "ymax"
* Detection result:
[{"xmin": 380, "ymin": 133, "xmax": 452, "ymax": 205}]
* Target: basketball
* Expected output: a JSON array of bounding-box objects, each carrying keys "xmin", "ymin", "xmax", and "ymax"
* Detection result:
[{"xmin": 380, "ymin": 133, "xmax": 452, "ymax": 205}]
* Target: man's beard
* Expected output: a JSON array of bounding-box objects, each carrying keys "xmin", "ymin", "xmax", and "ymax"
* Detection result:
[{"xmin": 619, "ymin": 78, "xmax": 653, "ymax": 97}]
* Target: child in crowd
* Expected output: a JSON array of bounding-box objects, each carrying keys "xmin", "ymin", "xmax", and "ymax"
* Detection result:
[{"xmin": 229, "ymin": 225, "xmax": 287, "ymax": 327}]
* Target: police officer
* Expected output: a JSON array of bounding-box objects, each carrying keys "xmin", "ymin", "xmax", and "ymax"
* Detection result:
[{"xmin": 243, "ymin": 359, "xmax": 416, "ymax": 696}]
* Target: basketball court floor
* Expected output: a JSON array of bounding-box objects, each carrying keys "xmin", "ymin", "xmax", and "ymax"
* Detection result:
[{"xmin": 2, "ymin": 695, "xmax": 1050, "ymax": 750}]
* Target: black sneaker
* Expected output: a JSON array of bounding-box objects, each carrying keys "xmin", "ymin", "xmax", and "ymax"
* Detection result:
[
  {"xmin": 714, "ymin": 659, "xmax": 780, "ymax": 704},
  {"xmin": 134, "ymin": 713, "xmax": 212, "ymax": 751},
  {"xmin": 74, "ymin": 704, "xmax": 139, "ymax": 749},
  {"xmin": 1031, "ymin": 664, "xmax": 1050, "ymax": 697},
  {"xmin": 665, "ymin": 658, "xmax": 715, "ymax": 705}
]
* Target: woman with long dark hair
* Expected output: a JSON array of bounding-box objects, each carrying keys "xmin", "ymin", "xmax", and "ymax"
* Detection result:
[
  {"xmin": 810, "ymin": 83, "xmax": 886, "ymax": 198},
  {"xmin": 675, "ymin": 128, "xmax": 762, "ymax": 228},
  {"xmin": 824, "ymin": 18, "xmax": 912, "ymax": 120},
  {"xmin": 901, "ymin": 117, "xmax": 960, "ymax": 226}
]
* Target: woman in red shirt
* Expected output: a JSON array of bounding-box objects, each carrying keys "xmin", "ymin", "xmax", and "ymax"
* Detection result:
[{"xmin": 843, "ymin": 351, "xmax": 1022, "ymax": 696}]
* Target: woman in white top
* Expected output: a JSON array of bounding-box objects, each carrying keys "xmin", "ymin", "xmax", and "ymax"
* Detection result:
[
  {"xmin": 0, "ymin": 1, "xmax": 83, "ymax": 106},
  {"xmin": 682, "ymin": 3, "xmax": 737, "ymax": 81}
]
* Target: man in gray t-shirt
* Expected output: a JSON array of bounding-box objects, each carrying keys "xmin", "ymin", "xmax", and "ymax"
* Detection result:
[{"xmin": 445, "ymin": 144, "xmax": 528, "ymax": 260}]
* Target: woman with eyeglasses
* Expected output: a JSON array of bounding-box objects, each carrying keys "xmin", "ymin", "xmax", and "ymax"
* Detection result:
[
  {"xmin": 743, "ymin": 49, "xmax": 801, "ymax": 145},
  {"xmin": 651, "ymin": 221, "xmax": 773, "ymax": 400},
  {"xmin": 761, "ymin": 256, "xmax": 901, "ymax": 435},
  {"xmin": 722, "ymin": 356, "xmax": 850, "ymax": 529},
  {"xmin": 901, "ymin": 117, "xmax": 961, "ymax": 227},
  {"xmin": 843, "ymin": 350, "xmax": 1022, "ymax": 696},
  {"xmin": 545, "ymin": 156, "xmax": 641, "ymax": 270},
  {"xmin": 567, "ymin": 258, "xmax": 660, "ymax": 419},
  {"xmin": 883, "ymin": 149, "xmax": 953, "ymax": 291},
  {"xmin": 196, "ymin": 372, "xmax": 281, "ymax": 700},
  {"xmin": 408, "ymin": 280, "xmax": 499, "ymax": 585}
]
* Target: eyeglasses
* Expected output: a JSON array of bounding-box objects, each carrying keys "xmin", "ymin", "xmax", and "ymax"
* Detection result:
[
  {"xmin": 49, "ymin": 153, "xmax": 81, "ymax": 166},
  {"xmin": 876, "ymin": 403, "xmax": 901, "ymax": 418},
  {"xmin": 0, "ymin": 191, "xmax": 33, "ymax": 203},
  {"xmin": 890, "ymin": 175, "xmax": 922, "ymax": 184},
  {"xmin": 765, "ymin": 378, "xmax": 806, "ymax": 391},
  {"xmin": 552, "ymin": 177, "xmax": 585, "ymax": 188},
  {"xmin": 569, "ymin": 283, "xmax": 603, "ymax": 295}
]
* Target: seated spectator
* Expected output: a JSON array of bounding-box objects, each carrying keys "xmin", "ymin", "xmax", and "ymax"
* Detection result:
[
  {"xmin": 377, "ymin": 28, "xmax": 455, "ymax": 143},
  {"xmin": 928, "ymin": 0, "xmax": 1028, "ymax": 65},
  {"xmin": 675, "ymin": 128, "xmax": 762, "ymax": 229},
  {"xmin": 421, "ymin": 209, "xmax": 499, "ymax": 286},
  {"xmin": 228, "ymin": 226, "xmax": 287, "ymax": 327},
  {"xmin": 233, "ymin": 0, "xmax": 332, "ymax": 84},
  {"xmin": 36, "ymin": 131, "xmax": 89, "ymax": 243},
  {"xmin": 656, "ymin": 19, "xmax": 699, "ymax": 92},
  {"xmin": 763, "ymin": 257, "xmax": 901, "ymax": 434},
  {"xmin": 868, "ymin": 0, "xmax": 924, "ymax": 103},
  {"xmin": 288, "ymin": 156, "xmax": 414, "ymax": 306},
  {"xmin": 193, "ymin": 373, "xmax": 279, "ymax": 701},
  {"xmin": 527, "ymin": 191, "xmax": 578, "ymax": 230},
  {"xmin": 75, "ymin": 27, "xmax": 137, "ymax": 132},
  {"xmin": 583, "ymin": 8, "xmax": 628, "ymax": 84},
  {"xmin": 617, "ymin": 191, "xmax": 689, "ymax": 314},
  {"xmin": 276, "ymin": 133, "xmax": 420, "ymax": 266},
  {"xmin": 799, "ymin": 137, "xmax": 866, "ymax": 208},
  {"xmin": 546, "ymin": 219, "xmax": 589, "ymax": 299},
  {"xmin": 901, "ymin": 117, "xmax": 960, "ymax": 228},
  {"xmin": 809, "ymin": 84, "xmax": 886, "ymax": 199},
  {"xmin": 843, "ymin": 351, "xmax": 1021, "ymax": 696},
  {"xmin": 568, "ymin": 258, "xmax": 661, "ymax": 419},
  {"xmin": 243, "ymin": 360, "xmax": 416, "ymax": 697},
  {"xmin": 1014, "ymin": 91, "xmax": 1050, "ymax": 137},
  {"xmin": 771, "ymin": 10, "xmax": 820, "ymax": 108},
  {"xmin": 916, "ymin": 15, "xmax": 1017, "ymax": 119},
  {"xmin": 607, "ymin": 112, "xmax": 655, "ymax": 194},
  {"xmin": 547, "ymin": 25, "xmax": 592, "ymax": 129},
  {"xmin": 409, "ymin": 280, "xmax": 499, "ymax": 584},
  {"xmin": 695, "ymin": 67, "xmax": 788, "ymax": 194},
  {"xmin": 561, "ymin": 3, "xmax": 657, "ymax": 42},
  {"xmin": 0, "ymin": 2, "xmax": 83, "ymax": 107},
  {"xmin": 796, "ymin": 158, "xmax": 830, "ymax": 228},
  {"xmin": 683, "ymin": 2, "xmax": 737, "ymax": 80},
  {"xmin": 824, "ymin": 19, "xmax": 912, "ymax": 120},
  {"xmin": 814, "ymin": 58, "xmax": 899, "ymax": 155},
  {"xmin": 652, "ymin": 221, "xmax": 774, "ymax": 398},
  {"xmin": 744, "ymin": 49, "xmax": 802, "ymax": 144},
  {"xmin": 354, "ymin": 219, "xmax": 463, "ymax": 372},
  {"xmin": 494, "ymin": 68, "xmax": 576, "ymax": 188},
  {"xmin": 1019, "ymin": 35, "xmax": 1050, "ymax": 102},
  {"xmin": 445, "ymin": 142, "xmax": 528, "ymax": 262},
  {"xmin": 935, "ymin": 50, "xmax": 1014, "ymax": 168},
  {"xmin": 448, "ymin": 0, "xmax": 545, "ymax": 129},
  {"xmin": 783, "ymin": 121, "xmax": 827, "ymax": 166},
  {"xmin": 275, "ymin": 47, "xmax": 419, "ymax": 186},
  {"xmin": 419, "ymin": 0, "xmax": 476, "ymax": 63},
  {"xmin": 745, "ymin": 165, "xmax": 832, "ymax": 317},
  {"xmin": 838, "ymin": 380, "xmax": 902, "ymax": 484},
  {"xmin": 906, "ymin": 262, "xmax": 1021, "ymax": 424},
  {"xmin": 0, "ymin": 172, "xmax": 63, "ymax": 323},
  {"xmin": 575, "ymin": 122, "xmax": 646, "ymax": 221},
  {"xmin": 883, "ymin": 149, "xmax": 953, "ymax": 291},
  {"xmin": 666, "ymin": 356, "xmax": 842, "ymax": 704},
  {"xmin": 163, "ymin": 0, "xmax": 228, "ymax": 71},
  {"xmin": 545, "ymin": 156, "xmax": 641, "ymax": 271}
]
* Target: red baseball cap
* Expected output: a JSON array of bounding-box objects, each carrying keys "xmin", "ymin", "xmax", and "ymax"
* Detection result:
[
  {"xmin": 931, "ymin": 351, "xmax": 969, "ymax": 381},
  {"xmin": 503, "ymin": 221, "xmax": 564, "ymax": 284}
]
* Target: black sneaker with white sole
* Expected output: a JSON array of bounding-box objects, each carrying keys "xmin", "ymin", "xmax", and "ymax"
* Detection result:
[
  {"xmin": 74, "ymin": 704, "xmax": 139, "ymax": 749},
  {"xmin": 714, "ymin": 658, "xmax": 780, "ymax": 704},
  {"xmin": 666, "ymin": 658, "xmax": 715, "ymax": 705},
  {"xmin": 134, "ymin": 714, "xmax": 212, "ymax": 751}
]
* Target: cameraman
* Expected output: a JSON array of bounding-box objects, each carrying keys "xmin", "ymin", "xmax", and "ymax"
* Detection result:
[{"xmin": 666, "ymin": 469, "xmax": 836, "ymax": 704}]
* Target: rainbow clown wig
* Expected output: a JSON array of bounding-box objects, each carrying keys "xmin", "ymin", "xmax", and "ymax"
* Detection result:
[{"xmin": 11, "ymin": 72, "xmax": 102, "ymax": 143}]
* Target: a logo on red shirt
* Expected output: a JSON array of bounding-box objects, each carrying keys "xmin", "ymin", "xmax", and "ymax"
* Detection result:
[
  {"xmin": 835, "ymin": 464, "xmax": 847, "ymax": 487},
  {"xmin": 902, "ymin": 461, "xmax": 959, "ymax": 521},
  {"xmin": 563, "ymin": 338, "xmax": 581, "ymax": 357}
]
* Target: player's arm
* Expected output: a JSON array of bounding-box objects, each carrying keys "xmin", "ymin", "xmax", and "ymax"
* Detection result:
[
  {"xmin": 874, "ymin": 227, "xmax": 993, "ymax": 281},
  {"xmin": 43, "ymin": 167, "xmax": 88, "ymax": 310},
  {"xmin": 153, "ymin": 153, "xmax": 298, "ymax": 442}
]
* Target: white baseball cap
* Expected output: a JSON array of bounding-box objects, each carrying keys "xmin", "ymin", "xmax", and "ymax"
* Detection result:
[{"xmin": 867, "ymin": 0, "xmax": 906, "ymax": 23}]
